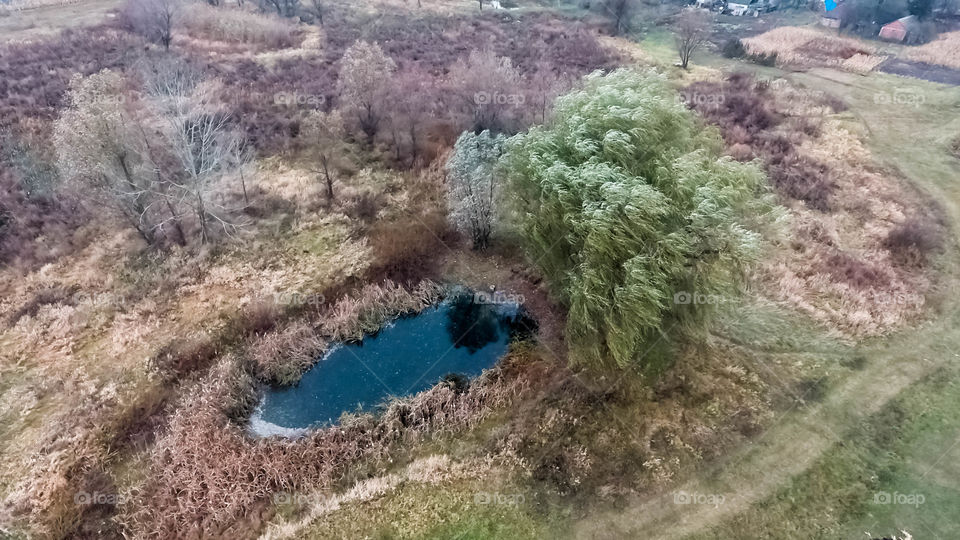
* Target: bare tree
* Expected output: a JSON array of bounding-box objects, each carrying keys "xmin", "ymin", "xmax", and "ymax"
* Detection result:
[
  {"xmin": 124, "ymin": 0, "xmax": 179, "ymax": 50},
  {"xmin": 144, "ymin": 61, "xmax": 245, "ymax": 244},
  {"xmin": 337, "ymin": 41, "xmax": 396, "ymax": 145},
  {"xmin": 602, "ymin": 0, "xmax": 636, "ymax": 36},
  {"xmin": 303, "ymin": 0, "xmax": 323, "ymax": 24},
  {"xmin": 54, "ymin": 70, "xmax": 161, "ymax": 244},
  {"xmin": 259, "ymin": 0, "xmax": 299, "ymax": 17},
  {"xmin": 386, "ymin": 67, "xmax": 435, "ymax": 166},
  {"xmin": 524, "ymin": 62, "xmax": 573, "ymax": 126},
  {"xmin": 447, "ymin": 47, "xmax": 523, "ymax": 134},
  {"xmin": 676, "ymin": 8, "xmax": 710, "ymax": 69},
  {"xmin": 301, "ymin": 110, "xmax": 344, "ymax": 202}
]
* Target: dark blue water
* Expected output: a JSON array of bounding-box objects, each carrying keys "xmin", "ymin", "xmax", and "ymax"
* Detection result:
[{"xmin": 250, "ymin": 293, "xmax": 531, "ymax": 436}]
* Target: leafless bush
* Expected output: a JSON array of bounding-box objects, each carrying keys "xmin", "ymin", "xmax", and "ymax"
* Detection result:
[
  {"xmin": 151, "ymin": 333, "xmax": 221, "ymax": 378},
  {"xmin": 367, "ymin": 211, "xmax": 451, "ymax": 284},
  {"xmin": 825, "ymin": 251, "xmax": 892, "ymax": 289},
  {"xmin": 675, "ymin": 8, "xmax": 709, "ymax": 69},
  {"xmin": 6, "ymin": 286, "xmax": 74, "ymax": 326},
  {"xmin": 884, "ymin": 217, "xmax": 943, "ymax": 265},
  {"xmin": 446, "ymin": 47, "xmax": 523, "ymax": 134},
  {"xmin": 120, "ymin": 0, "xmax": 179, "ymax": 50}
]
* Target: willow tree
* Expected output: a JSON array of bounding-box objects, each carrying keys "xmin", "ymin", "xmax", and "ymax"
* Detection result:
[{"xmin": 503, "ymin": 69, "xmax": 778, "ymax": 369}]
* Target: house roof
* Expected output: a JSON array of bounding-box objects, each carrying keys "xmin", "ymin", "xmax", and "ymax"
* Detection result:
[{"xmin": 883, "ymin": 15, "xmax": 918, "ymax": 31}]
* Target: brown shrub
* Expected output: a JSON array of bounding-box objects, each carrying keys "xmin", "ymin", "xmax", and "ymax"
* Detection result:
[
  {"xmin": 767, "ymin": 154, "xmax": 833, "ymax": 211},
  {"xmin": 825, "ymin": 251, "xmax": 891, "ymax": 289},
  {"xmin": 367, "ymin": 211, "xmax": 452, "ymax": 284},
  {"xmin": 343, "ymin": 191, "xmax": 383, "ymax": 223},
  {"xmin": 6, "ymin": 285, "xmax": 74, "ymax": 326},
  {"xmin": 229, "ymin": 299, "xmax": 283, "ymax": 339},
  {"xmin": 151, "ymin": 333, "xmax": 220, "ymax": 379},
  {"xmin": 686, "ymin": 74, "xmax": 835, "ymax": 210},
  {"xmin": 884, "ymin": 217, "xmax": 943, "ymax": 265}
]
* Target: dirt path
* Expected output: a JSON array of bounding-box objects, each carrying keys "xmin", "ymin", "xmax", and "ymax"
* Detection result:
[
  {"xmin": 574, "ymin": 68, "xmax": 960, "ymax": 539},
  {"xmin": 574, "ymin": 320, "xmax": 958, "ymax": 539}
]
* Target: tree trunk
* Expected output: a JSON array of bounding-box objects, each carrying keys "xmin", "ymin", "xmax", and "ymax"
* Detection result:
[
  {"xmin": 195, "ymin": 191, "xmax": 208, "ymax": 244},
  {"xmin": 166, "ymin": 199, "xmax": 187, "ymax": 246},
  {"xmin": 117, "ymin": 154, "xmax": 155, "ymax": 245},
  {"xmin": 320, "ymin": 155, "xmax": 334, "ymax": 202},
  {"xmin": 240, "ymin": 166, "xmax": 249, "ymax": 205}
]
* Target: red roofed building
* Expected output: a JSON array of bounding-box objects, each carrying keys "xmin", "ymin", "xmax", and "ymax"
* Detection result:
[{"xmin": 879, "ymin": 15, "xmax": 918, "ymax": 42}]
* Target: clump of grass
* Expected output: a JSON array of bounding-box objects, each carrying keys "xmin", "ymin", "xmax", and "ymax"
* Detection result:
[
  {"xmin": 6, "ymin": 285, "xmax": 74, "ymax": 327},
  {"xmin": 904, "ymin": 30, "xmax": 960, "ymax": 70},
  {"xmin": 181, "ymin": 4, "xmax": 297, "ymax": 49},
  {"xmin": 321, "ymin": 280, "xmax": 443, "ymax": 343},
  {"xmin": 247, "ymin": 321, "xmax": 326, "ymax": 386},
  {"xmin": 743, "ymin": 26, "xmax": 884, "ymax": 72},
  {"xmin": 883, "ymin": 217, "xmax": 943, "ymax": 266},
  {"xmin": 722, "ymin": 38, "xmax": 746, "ymax": 59}
]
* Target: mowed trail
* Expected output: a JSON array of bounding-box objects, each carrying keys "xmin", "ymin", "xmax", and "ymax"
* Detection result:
[
  {"xmin": 576, "ymin": 68, "xmax": 960, "ymax": 539},
  {"xmin": 575, "ymin": 321, "xmax": 958, "ymax": 539}
]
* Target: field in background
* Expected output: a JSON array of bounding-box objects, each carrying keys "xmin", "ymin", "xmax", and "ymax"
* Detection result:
[{"xmin": 0, "ymin": 0, "xmax": 122, "ymax": 41}]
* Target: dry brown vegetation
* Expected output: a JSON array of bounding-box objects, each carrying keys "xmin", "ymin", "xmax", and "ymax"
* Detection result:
[
  {"xmin": 743, "ymin": 27, "xmax": 887, "ymax": 73},
  {"xmin": 686, "ymin": 73, "xmax": 942, "ymax": 336},
  {"xmin": 180, "ymin": 3, "xmax": 298, "ymax": 50},
  {"xmin": 123, "ymin": 346, "xmax": 535, "ymax": 537},
  {"xmin": 904, "ymin": 30, "xmax": 960, "ymax": 70}
]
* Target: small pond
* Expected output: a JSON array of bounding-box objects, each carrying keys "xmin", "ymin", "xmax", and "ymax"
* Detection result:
[{"xmin": 249, "ymin": 291, "xmax": 533, "ymax": 436}]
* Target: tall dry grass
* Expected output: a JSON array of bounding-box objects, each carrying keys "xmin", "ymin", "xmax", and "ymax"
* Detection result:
[
  {"xmin": 686, "ymin": 74, "xmax": 940, "ymax": 336},
  {"xmin": 320, "ymin": 280, "xmax": 443, "ymax": 342},
  {"xmin": 181, "ymin": 4, "xmax": 297, "ymax": 49},
  {"xmin": 904, "ymin": 31, "xmax": 960, "ymax": 69},
  {"xmin": 743, "ymin": 27, "xmax": 885, "ymax": 72},
  {"xmin": 121, "ymin": 350, "xmax": 530, "ymax": 538}
]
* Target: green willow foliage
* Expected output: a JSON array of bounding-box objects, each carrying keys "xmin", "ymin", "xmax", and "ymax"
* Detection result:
[{"xmin": 503, "ymin": 69, "xmax": 779, "ymax": 369}]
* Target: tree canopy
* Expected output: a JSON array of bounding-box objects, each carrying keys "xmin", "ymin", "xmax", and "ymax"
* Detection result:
[{"xmin": 503, "ymin": 69, "xmax": 778, "ymax": 369}]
